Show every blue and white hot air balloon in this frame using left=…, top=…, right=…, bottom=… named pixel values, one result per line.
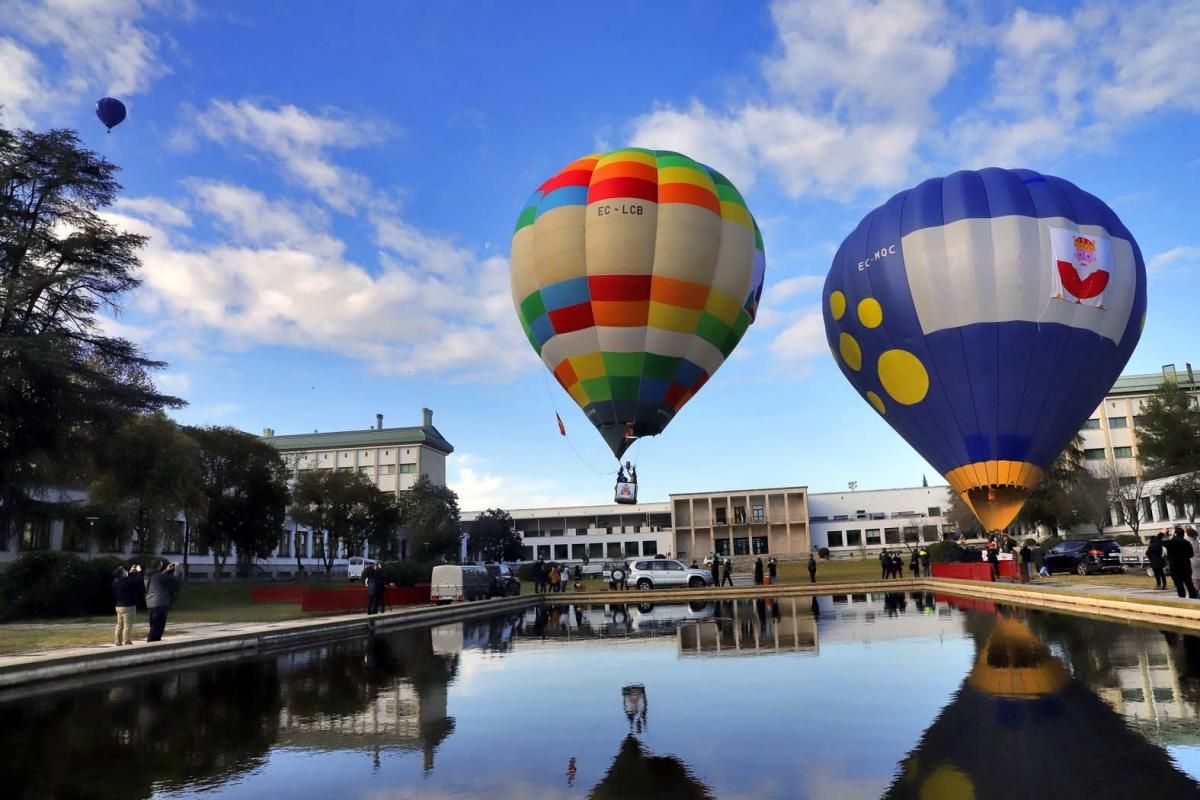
left=822, top=168, right=1147, bottom=531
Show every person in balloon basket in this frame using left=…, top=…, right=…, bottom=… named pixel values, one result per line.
left=1164, top=527, right=1198, bottom=599
left=987, top=542, right=999, bottom=580
left=807, top=554, right=818, bottom=583
left=1147, top=533, right=1168, bottom=590
left=721, top=558, right=734, bottom=587
left=144, top=562, right=180, bottom=642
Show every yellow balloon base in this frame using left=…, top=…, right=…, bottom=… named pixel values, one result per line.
left=945, top=460, right=1044, bottom=532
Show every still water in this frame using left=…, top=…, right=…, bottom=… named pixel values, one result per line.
left=5, top=593, right=1200, bottom=799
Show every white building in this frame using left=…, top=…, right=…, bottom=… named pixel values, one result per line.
left=808, top=485, right=963, bottom=557
left=461, top=502, right=673, bottom=564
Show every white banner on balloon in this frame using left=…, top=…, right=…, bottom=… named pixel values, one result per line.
left=1049, top=226, right=1112, bottom=308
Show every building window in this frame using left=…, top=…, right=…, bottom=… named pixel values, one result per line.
left=313, top=535, right=325, bottom=560
left=588, top=543, right=603, bottom=559
left=715, top=508, right=727, bottom=525
left=752, top=504, right=765, bottom=522
left=923, top=525, right=941, bottom=542
left=752, top=536, right=769, bottom=554
left=846, top=530, right=862, bottom=547
left=572, top=543, right=587, bottom=560
left=1109, top=416, right=1128, bottom=429
left=733, top=506, right=747, bottom=524
left=337, top=466, right=353, bottom=472
left=1141, top=497, right=1153, bottom=521
left=637, top=539, right=654, bottom=555
left=278, top=531, right=292, bottom=558
left=380, top=465, right=396, bottom=475
left=399, top=463, right=417, bottom=474
left=1158, top=496, right=1170, bottom=520
left=20, top=518, right=50, bottom=551
left=549, top=528, right=563, bottom=537
left=1113, top=446, right=1134, bottom=459
left=1084, top=448, right=1107, bottom=461
left=733, top=537, right=750, bottom=555
left=927, top=506, right=941, bottom=517
left=866, top=529, right=881, bottom=545
left=884, top=527, right=900, bottom=544
left=1133, top=416, right=1145, bottom=428
left=624, top=541, right=640, bottom=557
left=61, top=518, right=90, bottom=552
left=537, top=545, right=551, bottom=560
left=715, top=539, right=731, bottom=556
left=1081, top=418, right=1101, bottom=430
left=357, top=466, right=373, bottom=475
left=828, top=531, right=844, bottom=547
left=521, top=546, right=534, bottom=561
left=554, top=544, right=568, bottom=560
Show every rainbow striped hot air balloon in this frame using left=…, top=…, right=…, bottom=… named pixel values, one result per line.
left=511, top=149, right=765, bottom=459
left=823, top=168, right=1147, bottom=531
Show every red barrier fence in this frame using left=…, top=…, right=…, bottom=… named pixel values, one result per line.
left=931, top=561, right=1017, bottom=582
left=298, top=584, right=431, bottom=613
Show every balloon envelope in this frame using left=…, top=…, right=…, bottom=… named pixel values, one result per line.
left=511, top=149, right=765, bottom=458
left=95, top=97, right=126, bottom=130
left=822, top=168, right=1146, bottom=530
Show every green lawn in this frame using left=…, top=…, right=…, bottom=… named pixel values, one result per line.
left=776, top=558, right=894, bottom=584
left=0, top=627, right=116, bottom=655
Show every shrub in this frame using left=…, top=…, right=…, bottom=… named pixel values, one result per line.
left=1115, top=534, right=1142, bottom=546
left=817, top=547, right=830, bottom=560
left=0, top=552, right=137, bottom=620
left=379, top=560, right=434, bottom=587
left=925, top=541, right=957, bottom=563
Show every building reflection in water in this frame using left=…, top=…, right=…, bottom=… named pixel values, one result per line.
left=884, top=612, right=1200, bottom=799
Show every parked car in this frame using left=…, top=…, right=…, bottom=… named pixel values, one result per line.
left=627, top=558, right=714, bottom=590
left=431, top=564, right=491, bottom=603
left=484, top=563, right=521, bottom=597
left=347, top=557, right=379, bottom=581
left=1043, top=539, right=1125, bottom=576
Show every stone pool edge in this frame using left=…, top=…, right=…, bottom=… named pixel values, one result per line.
left=0, top=594, right=537, bottom=691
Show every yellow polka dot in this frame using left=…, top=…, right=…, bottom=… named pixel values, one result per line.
left=858, top=297, right=883, bottom=328
left=829, top=290, right=846, bottom=320
left=920, top=765, right=975, bottom=800
left=866, top=391, right=885, bottom=415
left=878, top=349, right=929, bottom=405
left=839, top=333, right=862, bottom=371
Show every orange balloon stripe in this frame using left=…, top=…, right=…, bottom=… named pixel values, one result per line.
left=659, top=182, right=721, bottom=216
left=553, top=359, right=579, bottom=387
left=592, top=300, right=649, bottom=327
left=591, top=160, right=659, bottom=186
left=651, top=275, right=711, bottom=310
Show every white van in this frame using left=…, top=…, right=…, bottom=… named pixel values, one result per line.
left=347, top=557, right=379, bottom=582
left=430, top=564, right=491, bottom=604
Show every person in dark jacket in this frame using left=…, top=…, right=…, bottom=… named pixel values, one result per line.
left=366, top=564, right=387, bottom=615
left=987, top=544, right=999, bottom=580
left=1165, top=527, right=1198, bottom=599
left=1147, top=532, right=1168, bottom=590
left=710, top=557, right=721, bottom=587
left=807, top=554, right=817, bottom=583
left=920, top=548, right=932, bottom=577
left=880, top=550, right=891, bottom=580
left=892, top=553, right=903, bottom=579
left=144, top=563, right=180, bottom=642
left=753, top=557, right=764, bottom=586
left=909, top=549, right=920, bottom=578
left=721, top=558, right=733, bottom=587
left=112, top=564, right=143, bottom=646
left=767, top=557, right=778, bottom=585
left=1019, top=543, right=1033, bottom=582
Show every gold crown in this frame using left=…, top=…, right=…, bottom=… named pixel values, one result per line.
left=1074, top=236, right=1096, bottom=252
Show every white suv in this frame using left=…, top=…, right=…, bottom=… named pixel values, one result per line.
left=628, top=558, right=713, bottom=590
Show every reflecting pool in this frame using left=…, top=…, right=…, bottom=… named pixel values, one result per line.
left=5, top=593, right=1200, bottom=799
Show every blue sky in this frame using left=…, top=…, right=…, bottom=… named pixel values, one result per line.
left=3, top=0, right=1199, bottom=510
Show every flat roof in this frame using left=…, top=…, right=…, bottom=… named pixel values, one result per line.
left=669, top=486, right=808, bottom=498
left=1109, top=371, right=1200, bottom=396
left=262, top=425, right=454, bottom=455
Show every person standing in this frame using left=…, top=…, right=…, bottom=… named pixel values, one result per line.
left=909, top=549, right=920, bottom=578
left=920, top=548, right=931, bottom=578
left=549, top=564, right=560, bottom=594
left=987, top=542, right=999, bottom=580
left=879, top=550, right=890, bottom=580
left=1019, top=542, right=1033, bottom=583
left=892, top=553, right=903, bottom=579
left=366, top=564, right=387, bottom=615
left=1188, top=528, right=1200, bottom=590
left=1148, top=533, right=1168, bottom=590
left=767, top=557, right=778, bottom=586
left=807, top=554, right=817, bottom=583
left=710, top=557, right=721, bottom=587
left=144, top=562, right=180, bottom=643
left=112, top=564, right=142, bottom=646
left=753, top=557, right=764, bottom=586
left=721, top=558, right=734, bottom=587
left=1165, top=527, right=1198, bottom=599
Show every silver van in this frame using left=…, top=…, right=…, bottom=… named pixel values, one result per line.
left=627, top=559, right=713, bottom=590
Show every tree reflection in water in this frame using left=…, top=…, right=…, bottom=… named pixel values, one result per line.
left=884, top=615, right=1200, bottom=800
left=0, top=628, right=460, bottom=800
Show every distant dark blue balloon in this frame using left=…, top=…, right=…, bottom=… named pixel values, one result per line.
left=95, top=97, right=126, bottom=131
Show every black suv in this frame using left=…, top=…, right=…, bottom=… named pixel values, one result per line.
left=484, top=564, right=521, bottom=597
left=1043, top=539, right=1124, bottom=576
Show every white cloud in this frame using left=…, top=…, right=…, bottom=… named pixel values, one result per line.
left=770, top=274, right=825, bottom=303
left=154, top=371, right=191, bottom=395
left=112, top=196, right=192, bottom=228
left=451, top=454, right=593, bottom=512
left=0, top=0, right=177, bottom=124
left=1149, top=246, right=1200, bottom=272
left=187, top=100, right=388, bottom=212
left=769, top=304, right=828, bottom=368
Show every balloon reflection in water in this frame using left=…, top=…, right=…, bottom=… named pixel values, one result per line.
left=883, top=616, right=1200, bottom=799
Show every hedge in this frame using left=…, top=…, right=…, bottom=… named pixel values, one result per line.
left=379, top=560, right=434, bottom=587
left=0, top=552, right=141, bottom=620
